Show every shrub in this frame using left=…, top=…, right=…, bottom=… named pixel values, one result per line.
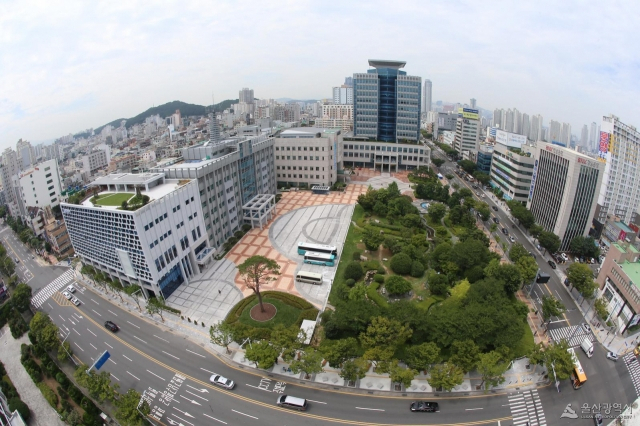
left=377, top=267, right=386, bottom=275
left=21, top=358, right=42, bottom=382
left=410, top=261, right=425, bottom=278
left=363, top=260, right=381, bottom=270
left=20, top=344, right=30, bottom=362
left=37, top=382, right=58, bottom=408
left=345, top=279, right=356, bottom=288
left=56, top=372, right=69, bottom=387
left=8, top=398, right=30, bottom=421
left=8, top=313, right=28, bottom=338
left=68, top=385, right=83, bottom=404
left=296, top=309, right=319, bottom=326
left=344, top=261, right=364, bottom=281
left=57, top=385, right=68, bottom=400
left=390, top=253, right=412, bottom=275
left=385, top=275, right=413, bottom=295
left=367, top=282, right=389, bottom=308
left=374, top=274, right=385, bottom=283
left=352, top=251, right=362, bottom=261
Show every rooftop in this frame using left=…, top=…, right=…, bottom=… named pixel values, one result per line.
left=368, top=59, right=406, bottom=69
left=92, top=173, right=164, bottom=186
left=83, top=178, right=188, bottom=211
left=279, top=127, right=340, bottom=138
left=619, top=261, right=640, bottom=290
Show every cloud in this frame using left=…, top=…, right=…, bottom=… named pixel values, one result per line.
left=1, top=0, right=639, bottom=149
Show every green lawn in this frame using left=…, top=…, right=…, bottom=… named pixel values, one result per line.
left=238, top=296, right=302, bottom=328
left=329, top=205, right=364, bottom=304
left=93, top=192, right=134, bottom=206
left=511, top=320, right=535, bottom=359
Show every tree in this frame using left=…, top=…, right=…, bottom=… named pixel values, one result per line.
left=290, top=348, right=324, bottom=379
left=427, top=272, right=450, bottom=296
left=529, top=340, right=574, bottom=380
left=339, top=358, right=369, bottom=383
left=477, top=351, right=508, bottom=390
left=475, top=202, right=491, bottom=221
left=405, top=342, right=440, bottom=372
left=11, top=283, right=32, bottom=312
left=115, top=388, right=149, bottom=426
left=360, top=317, right=412, bottom=353
left=348, top=282, right=367, bottom=301
left=529, top=224, right=544, bottom=240
left=124, top=284, right=143, bottom=311
left=594, top=297, right=609, bottom=319
left=74, top=367, right=119, bottom=403
left=3, top=258, right=15, bottom=277
left=483, top=259, right=522, bottom=295
left=473, top=171, right=491, bottom=185
left=344, top=261, right=364, bottom=281
left=210, top=321, right=235, bottom=354
left=410, top=261, right=425, bottom=278
left=320, top=337, right=360, bottom=367
left=432, top=158, right=445, bottom=167
left=566, top=262, right=595, bottom=294
left=390, top=253, right=413, bottom=275
left=145, top=299, right=160, bottom=320
left=458, top=160, right=477, bottom=174
left=541, top=295, right=566, bottom=324
left=245, top=340, right=278, bottom=369
left=449, top=340, right=480, bottom=373
left=389, top=361, right=417, bottom=387
left=450, top=239, right=490, bottom=272
left=108, top=280, right=125, bottom=302
left=538, top=231, right=561, bottom=254
left=384, top=275, right=412, bottom=296
left=509, top=243, right=529, bottom=263
left=362, top=226, right=384, bottom=251
left=569, top=235, right=600, bottom=258
left=427, top=203, right=447, bottom=223
left=270, top=324, right=305, bottom=362
left=428, top=363, right=464, bottom=392
left=516, top=255, right=538, bottom=286
left=237, top=255, right=280, bottom=313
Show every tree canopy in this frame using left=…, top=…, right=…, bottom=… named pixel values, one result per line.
left=238, top=255, right=280, bottom=313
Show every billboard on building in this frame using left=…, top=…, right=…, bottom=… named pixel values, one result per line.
left=528, top=159, right=539, bottom=201
left=458, top=108, right=479, bottom=120
left=495, top=129, right=526, bottom=148
left=598, top=131, right=610, bottom=161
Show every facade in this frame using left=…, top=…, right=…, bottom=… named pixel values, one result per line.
left=341, top=135, right=430, bottom=172
left=353, top=59, right=422, bottom=143
left=239, top=88, right=254, bottom=104
left=434, top=112, right=458, bottom=139
left=476, top=144, right=493, bottom=174
left=109, top=154, right=137, bottom=172
left=441, top=131, right=455, bottom=146
left=16, top=139, right=34, bottom=169
left=490, top=141, right=535, bottom=203
left=18, top=159, right=63, bottom=209
left=82, top=149, right=109, bottom=175
left=527, top=142, right=605, bottom=251
left=44, top=216, right=74, bottom=257
left=332, top=86, right=353, bottom=105
left=423, top=79, right=432, bottom=113
left=314, top=104, right=353, bottom=132
left=154, top=134, right=276, bottom=251
left=63, top=173, right=211, bottom=300
left=274, top=128, right=342, bottom=188
left=453, top=108, right=480, bottom=155
left=0, top=148, right=20, bottom=216
left=596, top=242, right=640, bottom=334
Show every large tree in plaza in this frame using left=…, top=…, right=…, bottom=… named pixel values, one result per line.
left=238, top=255, right=281, bottom=313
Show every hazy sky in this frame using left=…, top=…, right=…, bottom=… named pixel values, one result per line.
left=1, top=0, right=639, bottom=150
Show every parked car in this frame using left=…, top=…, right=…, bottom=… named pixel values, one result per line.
left=104, top=321, right=119, bottom=332
left=209, top=374, right=235, bottom=390
left=410, top=401, right=439, bottom=412
left=492, top=206, right=498, bottom=211
left=66, top=285, right=76, bottom=293
left=606, top=352, right=619, bottom=362
left=548, top=260, right=557, bottom=269
left=590, top=258, right=596, bottom=264
left=561, top=253, right=569, bottom=261
left=575, top=257, right=580, bottom=263
left=502, top=228, right=509, bottom=235
left=71, top=297, right=80, bottom=306
left=62, top=291, right=72, bottom=300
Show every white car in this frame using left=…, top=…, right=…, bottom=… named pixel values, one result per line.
left=509, top=236, right=516, bottom=243
left=560, top=253, right=569, bottom=261
left=606, top=352, right=619, bottom=362
left=62, top=291, right=72, bottom=300
left=581, top=323, right=590, bottom=333
left=71, top=297, right=80, bottom=306
left=210, top=374, right=235, bottom=390
left=66, top=285, right=76, bottom=293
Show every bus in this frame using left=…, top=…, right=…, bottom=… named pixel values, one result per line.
left=297, top=242, right=338, bottom=257
left=295, top=271, right=323, bottom=285
left=303, top=252, right=335, bottom=266
left=568, top=348, right=587, bottom=389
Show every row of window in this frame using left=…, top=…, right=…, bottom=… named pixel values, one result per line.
left=149, top=230, right=173, bottom=248
left=276, top=166, right=326, bottom=171
left=275, top=156, right=324, bottom=161
left=275, top=146, right=325, bottom=151
left=277, top=174, right=325, bottom=180
left=155, top=245, right=178, bottom=272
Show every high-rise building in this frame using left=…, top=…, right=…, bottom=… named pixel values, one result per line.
left=522, top=114, right=530, bottom=139
left=513, top=108, right=522, bottom=134
left=489, top=131, right=534, bottom=203
left=453, top=108, right=480, bottom=155
left=18, top=159, right=63, bottom=209
left=332, top=86, right=353, bottom=105
left=505, top=109, right=514, bottom=133
left=423, top=80, right=433, bottom=113
left=239, top=88, right=254, bottom=104
left=580, top=124, right=589, bottom=148
left=493, top=108, right=502, bottom=128
left=548, top=120, right=562, bottom=143
left=594, top=114, right=640, bottom=232
left=590, top=122, right=598, bottom=151
left=353, top=59, right=421, bottom=143
left=0, top=148, right=20, bottom=216
left=561, top=122, right=572, bottom=146
left=344, top=76, right=353, bottom=87
left=530, top=114, right=543, bottom=141
left=314, top=104, right=353, bottom=132
left=528, top=142, right=605, bottom=251
left=470, top=98, right=476, bottom=109
left=16, top=139, right=34, bottom=170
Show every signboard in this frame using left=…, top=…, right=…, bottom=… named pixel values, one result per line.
left=496, top=129, right=526, bottom=147
left=458, top=107, right=479, bottom=120
left=529, top=159, right=539, bottom=200
left=89, top=350, right=110, bottom=371
left=599, top=131, right=610, bottom=160
left=629, top=223, right=639, bottom=234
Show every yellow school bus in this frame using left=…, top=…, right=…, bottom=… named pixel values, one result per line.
left=568, top=348, right=587, bottom=389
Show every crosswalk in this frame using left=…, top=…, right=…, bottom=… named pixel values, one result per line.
left=31, top=269, right=76, bottom=308
left=548, top=325, right=594, bottom=348
left=507, top=389, right=547, bottom=426
left=623, top=354, right=640, bottom=397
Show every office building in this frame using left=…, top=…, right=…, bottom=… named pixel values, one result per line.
left=453, top=108, right=480, bottom=155
left=18, top=159, right=63, bottom=209
left=82, top=149, right=110, bottom=175
left=490, top=132, right=535, bottom=203
left=561, top=122, right=572, bottom=146
left=239, top=88, right=254, bottom=104
left=476, top=144, right=493, bottom=174
left=434, top=112, right=457, bottom=139
left=332, top=86, right=353, bottom=105
left=274, top=128, right=342, bottom=188
left=595, top=114, right=640, bottom=235
left=16, top=139, right=34, bottom=169
left=442, top=131, right=455, bottom=146
left=0, top=148, right=20, bottom=216
left=528, top=142, right=605, bottom=251
left=63, top=173, right=212, bottom=300
left=423, top=80, right=432, bottom=113
left=314, top=104, right=353, bottom=132
left=341, top=136, right=429, bottom=172
left=353, top=59, right=422, bottom=143
left=493, top=108, right=502, bottom=128
left=590, top=122, right=598, bottom=151
left=470, top=98, right=476, bottom=109
left=595, top=242, right=640, bottom=334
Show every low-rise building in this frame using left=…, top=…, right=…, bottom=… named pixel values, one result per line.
left=82, top=149, right=109, bottom=175
left=476, top=144, right=494, bottom=174
left=43, top=211, right=74, bottom=258
left=18, top=159, right=63, bottom=210
left=342, top=134, right=430, bottom=173
left=109, top=154, right=137, bottom=172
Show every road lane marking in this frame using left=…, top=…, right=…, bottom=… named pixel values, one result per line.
left=147, top=370, right=166, bottom=381
left=91, top=298, right=99, bottom=304
left=90, top=343, right=97, bottom=350
left=127, top=320, right=140, bottom=329
left=126, top=371, right=140, bottom=380
left=132, top=336, right=147, bottom=345
left=123, top=354, right=132, bottom=362
left=107, top=310, right=118, bottom=317
left=186, top=349, right=206, bottom=358
left=171, top=414, right=195, bottom=426
left=111, top=373, right=120, bottom=381
left=74, top=342, right=84, bottom=352
left=47, top=302, right=53, bottom=309
left=232, top=410, right=258, bottom=419
left=87, top=328, right=96, bottom=337
left=307, top=399, right=327, bottom=404
left=104, top=342, right=113, bottom=349
left=466, top=408, right=483, bottom=411
left=202, top=413, right=227, bottom=424
left=185, top=390, right=208, bottom=401
left=91, top=309, right=102, bottom=317
left=58, top=315, right=65, bottom=322
left=162, top=350, right=180, bottom=360
left=179, top=395, right=201, bottom=405
left=109, top=358, right=117, bottom=365
left=154, top=334, right=169, bottom=343
left=72, top=328, right=80, bottom=335
left=200, top=367, right=215, bottom=374
left=356, top=407, right=384, bottom=411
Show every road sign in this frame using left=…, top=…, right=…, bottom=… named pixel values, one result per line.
left=89, top=350, right=110, bottom=371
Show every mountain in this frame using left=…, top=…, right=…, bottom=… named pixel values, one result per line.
left=87, top=99, right=239, bottom=136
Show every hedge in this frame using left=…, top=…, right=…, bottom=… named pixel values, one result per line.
left=37, top=382, right=58, bottom=408
left=226, top=294, right=258, bottom=324
left=0, top=359, right=30, bottom=421
left=162, top=305, right=182, bottom=315
left=366, top=282, right=389, bottom=309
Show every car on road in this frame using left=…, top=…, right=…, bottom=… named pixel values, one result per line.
left=581, top=323, right=590, bottom=333
left=71, top=297, right=80, bottom=306
left=501, top=228, right=509, bottom=235
left=606, top=352, right=619, bottom=362
left=492, top=206, right=498, bottom=211
left=276, top=395, right=308, bottom=411
left=410, top=401, right=439, bottom=412
left=509, top=236, right=516, bottom=243
left=493, top=217, right=500, bottom=223
left=62, top=291, right=72, bottom=300
left=14, top=258, right=19, bottom=263
left=594, top=413, right=603, bottom=425
left=104, top=321, right=119, bottom=332
left=209, top=374, right=235, bottom=390
left=548, top=260, right=557, bottom=269
left=529, top=252, right=536, bottom=259
left=590, top=258, right=595, bottom=264
left=560, top=253, right=568, bottom=261
left=66, top=285, right=76, bottom=293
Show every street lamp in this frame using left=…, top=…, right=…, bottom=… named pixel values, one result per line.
left=60, top=331, right=78, bottom=366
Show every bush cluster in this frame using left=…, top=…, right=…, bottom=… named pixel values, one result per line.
left=0, top=360, right=31, bottom=421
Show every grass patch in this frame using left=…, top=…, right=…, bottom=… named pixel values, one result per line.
left=511, top=320, right=535, bottom=359
left=416, top=295, right=444, bottom=311
left=366, top=282, right=389, bottom=308
left=92, top=192, right=134, bottom=206
left=238, top=297, right=302, bottom=328
left=330, top=205, right=364, bottom=304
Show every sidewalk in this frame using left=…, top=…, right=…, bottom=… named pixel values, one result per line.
left=72, top=264, right=545, bottom=396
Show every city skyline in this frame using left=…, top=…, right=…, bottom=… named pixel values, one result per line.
left=1, top=1, right=638, bottom=149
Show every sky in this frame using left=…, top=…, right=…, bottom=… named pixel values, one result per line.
left=1, top=0, right=639, bottom=150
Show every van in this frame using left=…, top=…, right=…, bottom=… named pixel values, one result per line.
left=581, top=338, right=594, bottom=358
left=276, top=395, right=308, bottom=411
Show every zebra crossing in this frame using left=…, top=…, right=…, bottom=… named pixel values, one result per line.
left=507, top=389, right=547, bottom=426
left=623, top=353, right=640, bottom=397
left=31, top=269, right=76, bottom=308
left=548, top=325, right=594, bottom=348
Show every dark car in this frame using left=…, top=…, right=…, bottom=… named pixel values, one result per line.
left=410, top=401, right=439, bottom=412
left=548, top=260, right=557, bottom=269
left=492, top=206, right=498, bottom=211
left=493, top=217, right=500, bottom=223
left=594, top=413, right=603, bottom=425
left=104, top=321, right=119, bottom=332
left=501, top=228, right=509, bottom=235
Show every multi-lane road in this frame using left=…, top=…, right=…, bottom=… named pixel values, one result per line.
left=2, top=161, right=639, bottom=425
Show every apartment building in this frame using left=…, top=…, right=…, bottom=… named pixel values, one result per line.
left=109, top=154, right=137, bottom=172
left=274, top=128, right=343, bottom=188
left=44, top=216, right=74, bottom=258
left=528, top=142, right=605, bottom=251
left=314, top=104, right=353, bottom=132
left=596, top=242, right=640, bottom=334
left=453, top=108, right=481, bottom=155
left=62, top=173, right=211, bottom=300
left=18, top=159, right=63, bottom=209
left=82, top=149, right=109, bottom=175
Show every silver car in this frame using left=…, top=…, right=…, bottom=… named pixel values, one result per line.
left=606, top=352, right=618, bottom=362
left=71, top=297, right=81, bottom=306
left=62, top=291, right=72, bottom=300
left=209, top=374, right=235, bottom=390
